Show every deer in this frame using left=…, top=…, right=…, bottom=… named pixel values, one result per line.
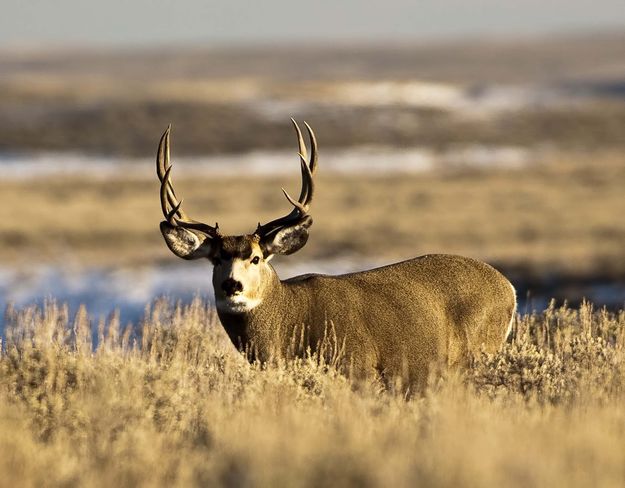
left=156, top=119, right=516, bottom=389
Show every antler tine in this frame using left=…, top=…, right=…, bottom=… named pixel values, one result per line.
left=304, top=121, right=318, bottom=176
left=160, top=165, right=175, bottom=222
left=156, top=125, right=170, bottom=181
left=157, top=126, right=188, bottom=220
left=291, top=118, right=308, bottom=161
left=281, top=187, right=307, bottom=214
left=297, top=151, right=314, bottom=209
left=292, top=119, right=311, bottom=204
left=296, top=122, right=317, bottom=206
left=156, top=126, right=220, bottom=238
left=281, top=151, right=313, bottom=215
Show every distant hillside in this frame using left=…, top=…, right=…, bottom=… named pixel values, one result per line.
left=0, top=31, right=624, bottom=155
left=2, top=31, right=625, bottom=83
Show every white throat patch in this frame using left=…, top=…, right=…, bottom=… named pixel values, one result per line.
left=215, top=295, right=262, bottom=313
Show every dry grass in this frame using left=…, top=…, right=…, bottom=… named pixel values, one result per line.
left=2, top=150, right=625, bottom=280
left=1, top=299, right=624, bottom=487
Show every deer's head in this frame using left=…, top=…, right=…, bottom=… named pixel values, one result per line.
left=156, top=120, right=317, bottom=313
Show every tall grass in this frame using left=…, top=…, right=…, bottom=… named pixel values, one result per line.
left=1, top=299, right=624, bottom=487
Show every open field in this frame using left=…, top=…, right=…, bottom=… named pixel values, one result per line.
left=2, top=33, right=624, bottom=306
left=1, top=299, right=624, bottom=487
left=2, top=150, right=624, bottom=279
left=1, top=32, right=625, bottom=487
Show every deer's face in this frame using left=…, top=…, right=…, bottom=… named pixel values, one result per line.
left=210, top=235, right=274, bottom=313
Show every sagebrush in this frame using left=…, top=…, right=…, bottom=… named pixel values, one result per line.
left=0, top=299, right=624, bottom=487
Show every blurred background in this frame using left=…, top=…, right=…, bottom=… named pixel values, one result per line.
left=1, top=0, right=624, bottom=325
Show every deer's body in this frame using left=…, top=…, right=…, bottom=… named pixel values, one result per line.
left=155, top=120, right=516, bottom=389
left=217, top=253, right=515, bottom=385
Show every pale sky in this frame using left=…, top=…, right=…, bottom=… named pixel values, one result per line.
left=1, top=0, right=624, bottom=46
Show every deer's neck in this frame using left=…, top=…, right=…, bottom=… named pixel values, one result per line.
left=216, top=266, right=306, bottom=361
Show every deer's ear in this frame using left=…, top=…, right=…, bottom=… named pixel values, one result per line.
left=160, top=222, right=214, bottom=260
left=260, top=215, right=312, bottom=256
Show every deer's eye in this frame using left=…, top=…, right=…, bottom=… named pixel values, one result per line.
left=251, top=256, right=260, bottom=265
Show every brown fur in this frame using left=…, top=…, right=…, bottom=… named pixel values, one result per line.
left=213, top=248, right=516, bottom=390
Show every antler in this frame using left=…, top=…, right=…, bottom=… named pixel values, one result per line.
left=157, top=126, right=221, bottom=238
left=255, top=119, right=318, bottom=238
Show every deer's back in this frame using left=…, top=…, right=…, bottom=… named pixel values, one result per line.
left=284, top=254, right=516, bottom=384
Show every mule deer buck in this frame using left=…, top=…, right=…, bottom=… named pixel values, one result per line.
left=156, top=120, right=516, bottom=389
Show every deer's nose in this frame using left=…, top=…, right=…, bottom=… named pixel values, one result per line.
left=221, top=278, right=243, bottom=296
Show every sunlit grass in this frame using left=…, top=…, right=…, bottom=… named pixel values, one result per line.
left=1, top=299, right=624, bottom=487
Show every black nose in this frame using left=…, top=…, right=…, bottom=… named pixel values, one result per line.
left=221, top=278, right=243, bottom=296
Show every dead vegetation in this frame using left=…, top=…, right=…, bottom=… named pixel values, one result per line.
left=0, top=299, right=624, bottom=487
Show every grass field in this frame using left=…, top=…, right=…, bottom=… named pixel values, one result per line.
left=2, top=34, right=625, bottom=486
left=2, top=150, right=624, bottom=280
left=1, top=299, right=624, bottom=487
